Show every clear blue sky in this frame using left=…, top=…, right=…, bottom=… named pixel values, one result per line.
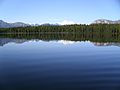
left=0, top=0, right=120, bottom=24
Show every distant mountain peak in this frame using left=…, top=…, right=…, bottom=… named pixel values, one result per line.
left=0, top=20, right=61, bottom=28
left=0, top=20, right=4, bottom=22
left=92, top=19, right=120, bottom=24
left=0, top=20, right=30, bottom=28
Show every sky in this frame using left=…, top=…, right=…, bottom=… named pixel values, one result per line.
left=0, top=0, right=120, bottom=24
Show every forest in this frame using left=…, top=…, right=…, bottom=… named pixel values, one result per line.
left=0, top=24, right=120, bottom=34
left=0, top=24, right=120, bottom=42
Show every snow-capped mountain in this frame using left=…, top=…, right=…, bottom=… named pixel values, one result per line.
left=0, top=20, right=30, bottom=28
left=92, top=19, right=120, bottom=24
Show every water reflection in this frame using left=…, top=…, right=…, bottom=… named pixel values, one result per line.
left=0, top=38, right=120, bottom=47
left=0, top=32, right=120, bottom=46
left=1, top=34, right=120, bottom=90
left=93, top=42, right=120, bottom=47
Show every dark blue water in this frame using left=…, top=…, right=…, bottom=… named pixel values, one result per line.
left=1, top=40, right=120, bottom=90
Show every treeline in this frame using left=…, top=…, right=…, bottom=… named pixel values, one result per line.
left=0, top=24, right=120, bottom=34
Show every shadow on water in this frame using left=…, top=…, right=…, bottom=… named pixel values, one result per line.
left=0, top=30, right=120, bottom=47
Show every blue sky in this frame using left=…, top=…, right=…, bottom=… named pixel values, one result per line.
left=0, top=0, right=120, bottom=24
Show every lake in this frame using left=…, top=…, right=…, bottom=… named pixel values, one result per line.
left=0, top=34, right=120, bottom=90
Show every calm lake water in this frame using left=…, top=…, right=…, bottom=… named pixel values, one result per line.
left=1, top=37, right=120, bottom=90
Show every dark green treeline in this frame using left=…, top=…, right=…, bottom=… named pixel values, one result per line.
left=0, top=24, right=120, bottom=34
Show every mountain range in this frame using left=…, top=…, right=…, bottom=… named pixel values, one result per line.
left=92, top=19, right=120, bottom=24
left=0, top=19, right=120, bottom=28
left=0, top=20, right=30, bottom=28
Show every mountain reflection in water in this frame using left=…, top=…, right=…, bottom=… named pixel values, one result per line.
left=0, top=38, right=120, bottom=47
left=0, top=32, right=120, bottom=46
